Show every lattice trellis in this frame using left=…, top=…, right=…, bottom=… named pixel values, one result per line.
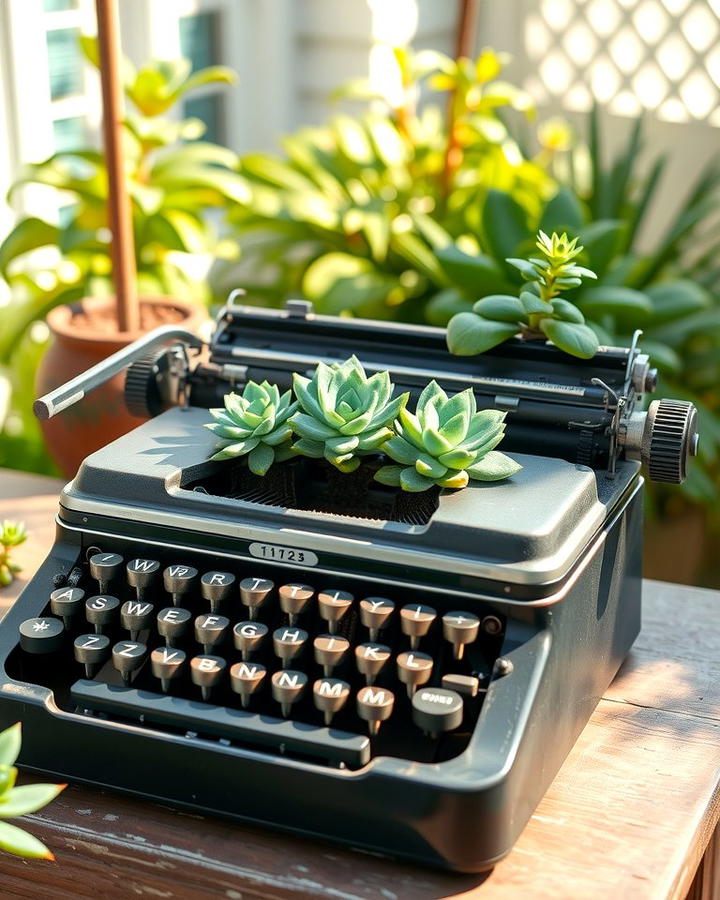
left=523, top=0, right=720, bottom=125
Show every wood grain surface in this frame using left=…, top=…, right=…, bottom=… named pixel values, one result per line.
left=0, top=469, right=718, bottom=900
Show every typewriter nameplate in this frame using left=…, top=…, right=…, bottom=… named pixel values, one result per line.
left=249, top=542, right=319, bottom=566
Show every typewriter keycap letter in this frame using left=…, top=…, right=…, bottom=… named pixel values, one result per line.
left=397, top=651, right=433, bottom=697
left=190, top=654, right=226, bottom=701
left=313, top=678, right=350, bottom=725
left=442, top=611, right=480, bottom=660
left=240, top=577, right=274, bottom=620
left=318, top=589, right=353, bottom=634
left=112, top=641, right=147, bottom=684
left=233, top=621, right=268, bottom=660
left=50, top=587, right=85, bottom=628
left=157, top=607, right=192, bottom=646
left=201, top=571, right=236, bottom=612
left=230, top=661, right=267, bottom=707
left=163, top=565, right=198, bottom=606
left=89, top=552, right=123, bottom=593
left=357, top=686, right=394, bottom=735
left=359, top=597, right=395, bottom=642
left=85, top=595, right=120, bottom=634
left=271, top=669, right=307, bottom=717
left=151, top=646, right=187, bottom=692
left=74, top=633, right=110, bottom=677
left=400, top=604, right=437, bottom=649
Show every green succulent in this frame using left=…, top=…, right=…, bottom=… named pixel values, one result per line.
left=0, top=723, right=65, bottom=860
left=205, top=381, right=297, bottom=475
left=447, top=230, right=600, bottom=359
left=375, top=381, right=522, bottom=492
left=0, top=520, right=27, bottom=588
left=290, top=356, right=409, bottom=473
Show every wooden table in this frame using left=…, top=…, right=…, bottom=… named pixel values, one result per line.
left=0, top=468, right=718, bottom=900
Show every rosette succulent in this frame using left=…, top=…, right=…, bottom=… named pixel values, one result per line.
left=290, top=356, right=409, bottom=473
left=205, top=381, right=297, bottom=475
left=375, top=381, right=522, bottom=492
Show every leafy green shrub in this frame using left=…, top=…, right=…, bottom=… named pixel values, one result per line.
left=376, top=381, right=520, bottom=492
left=0, top=521, right=27, bottom=587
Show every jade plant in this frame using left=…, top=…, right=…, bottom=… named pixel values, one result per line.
left=0, top=521, right=27, bottom=588
left=375, top=381, right=521, bottom=492
left=205, top=381, right=297, bottom=475
left=0, top=723, right=65, bottom=860
left=290, top=357, right=409, bottom=473
left=447, top=231, right=600, bottom=359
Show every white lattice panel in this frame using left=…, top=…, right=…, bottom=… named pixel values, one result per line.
left=523, top=0, right=720, bottom=125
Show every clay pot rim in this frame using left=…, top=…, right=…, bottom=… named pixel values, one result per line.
left=45, top=295, right=206, bottom=345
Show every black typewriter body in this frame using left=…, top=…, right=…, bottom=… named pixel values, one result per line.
left=0, top=299, right=697, bottom=872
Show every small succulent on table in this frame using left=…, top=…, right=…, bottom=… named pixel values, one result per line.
left=375, top=381, right=522, bottom=492
left=205, top=381, right=297, bottom=475
left=0, top=521, right=27, bottom=588
left=0, top=723, right=65, bottom=860
left=290, top=357, right=409, bottom=473
left=446, top=231, right=600, bottom=359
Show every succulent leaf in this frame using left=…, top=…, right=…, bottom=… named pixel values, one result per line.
left=375, top=381, right=521, bottom=492
left=290, top=356, right=406, bottom=471
left=206, top=381, right=297, bottom=473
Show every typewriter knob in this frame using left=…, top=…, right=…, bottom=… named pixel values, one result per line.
left=124, top=351, right=173, bottom=418
left=643, top=399, right=699, bottom=484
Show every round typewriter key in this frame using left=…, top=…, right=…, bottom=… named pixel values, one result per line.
left=201, top=571, right=236, bottom=613
left=271, top=669, right=307, bottom=718
left=89, top=552, right=123, bottom=593
left=313, top=634, right=350, bottom=676
left=481, top=614, right=503, bottom=636
left=441, top=673, right=480, bottom=698
left=19, top=617, right=64, bottom=654
left=239, top=577, right=274, bottom=620
left=354, top=642, right=391, bottom=685
left=412, top=687, right=464, bottom=737
left=442, top=611, right=480, bottom=660
left=233, top=620, right=268, bottom=660
left=278, top=583, right=314, bottom=625
left=111, top=640, right=147, bottom=685
left=273, top=626, right=308, bottom=668
left=85, top=595, right=120, bottom=634
left=50, top=586, right=85, bottom=628
left=190, top=654, right=227, bottom=701
left=195, top=613, right=230, bottom=653
left=73, top=633, right=110, bottom=677
left=126, top=558, right=160, bottom=601
left=317, top=589, right=353, bottom=634
left=357, top=686, right=394, bottom=736
left=396, top=651, right=434, bottom=697
left=359, top=597, right=395, bottom=642
left=313, top=678, right=350, bottom=725
left=399, top=604, right=437, bottom=650
left=120, top=600, right=155, bottom=640
left=230, top=661, right=267, bottom=707
left=151, top=646, right=187, bottom=693
left=157, top=607, right=192, bottom=646
left=163, top=565, right=199, bottom=606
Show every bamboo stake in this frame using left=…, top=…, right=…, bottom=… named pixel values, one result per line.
left=95, top=0, right=139, bottom=333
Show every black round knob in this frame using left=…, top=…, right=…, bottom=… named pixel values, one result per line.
left=644, top=399, right=699, bottom=484
left=124, top=351, right=171, bottom=418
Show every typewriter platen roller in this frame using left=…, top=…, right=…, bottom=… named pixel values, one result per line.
left=5, top=298, right=698, bottom=872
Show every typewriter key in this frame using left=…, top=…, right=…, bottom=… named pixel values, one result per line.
left=317, top=589, right=353, bottom=634
left=50, top=586, right=85, bottom=628
left=273, top=627, right=308, bottom=668
left=233, top=621, right=268, bottom=660
left=89, top=552, right=123, bottom=594
left=151, top=646, right=187, bottom=692
left=126, top=559, right=160, bottom=600
left=354, top=643, right=391, bottom=685
left=164, top=565, right=199, bottom=606
left=278, top=583, right=314, bottom=625
left=240, top=577, right=274, bottom=620
left=442, top=611, right=480, bottom=660
left=85, top=595, right=120, bottom=634
left=190, top=655, right=227, bottom=701
left=396, top=651, right=433, bottom=697
left=121, top=600, right=155, bottom=640
left=313, top=678, right=350, bottom=725
left=73, top=633, right=110, bottom=677
left=441, top=673, right=480, bottom=698
left=111, top=640, right=147, bottom=685
left=399, top=604, right=437, bottom=650
left=230, top=661, right=267, bottom=707
left=356, top=686, right=394, bottom=735
left=411, top=687, right=463, bottom=737
left=157, top=607, right=192, bottom=646
left=359, top=597, right=395, bottom=642
left=19, top=617, right=64, bottom=654
left=201, top=571, right=236, bottom=613
left=271, top=669, right=307, bottom=717
left=314, top=634, right=350, bottom=676
left=195, top=614, right=230, bottom=653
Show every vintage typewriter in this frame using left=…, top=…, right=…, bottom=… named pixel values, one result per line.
left=0, top=294, right=698, bottom=872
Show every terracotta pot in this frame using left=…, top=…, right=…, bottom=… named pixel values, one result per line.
left=35, top=295, right=207, bottom=478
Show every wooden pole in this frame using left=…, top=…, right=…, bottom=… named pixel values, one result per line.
left=454, top=0, right=479, bottom=60
left=95, top=0, right=139, bottom=333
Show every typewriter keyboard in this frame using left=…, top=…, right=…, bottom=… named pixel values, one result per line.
left=9, top=544, right=506, bottom=770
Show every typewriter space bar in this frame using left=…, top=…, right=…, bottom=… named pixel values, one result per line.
left=71, top=680, right=371, bottom=768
